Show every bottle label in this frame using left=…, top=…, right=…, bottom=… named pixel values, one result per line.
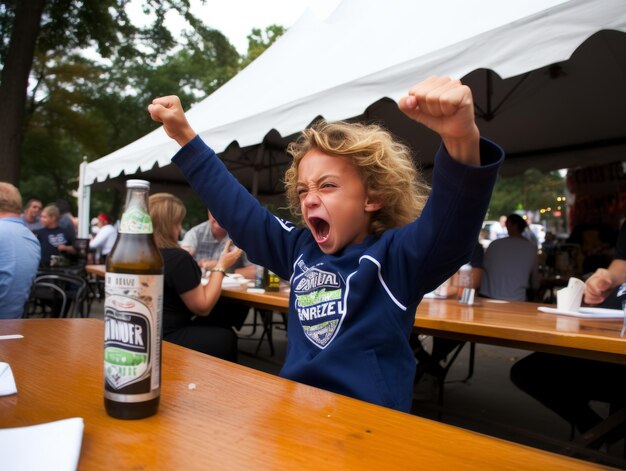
left=265, top=270, right=280, bottom=292
left=119, top=207, right=153, bottom=234
left=104, top=273, right=163, bottom=400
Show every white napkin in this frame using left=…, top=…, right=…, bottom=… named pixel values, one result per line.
left=221, top=276, right=245, bottom=287
left=556, top=277, right=585, bottom=312
left=0, top=417, right=84, bottom=471
left=201, top=275, right=249, bottom=287
left=0, top=362, right=17, bottom=396
left=537, top=306, right=622, bottom=318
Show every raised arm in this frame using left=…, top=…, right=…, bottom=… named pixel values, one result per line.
left=398, top=76, right=480, bottom=165
left=148, top=96, right=197, bottom=147
left=180, top=240, right=242, bottom=317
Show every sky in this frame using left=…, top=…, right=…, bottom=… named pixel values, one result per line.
left=127, top=0, right=342, bottom=54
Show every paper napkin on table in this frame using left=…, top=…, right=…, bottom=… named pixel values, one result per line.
left=556, top=277, right=585, bottom=312
left=221, top=276, right=247, bottom=287
left=0, top=362, right=17, bottom=396
left=0, top=417, right=84, bottom=471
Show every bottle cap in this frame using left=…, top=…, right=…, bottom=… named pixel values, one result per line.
left=126, top=179, right=150, bottom=189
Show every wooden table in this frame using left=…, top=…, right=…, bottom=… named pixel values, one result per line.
left=85, top=264, right=105, bottom=277
left=85, top=265, right=290, bottom=313
left=89, top=263, right=625, bottom=363
left=0, top=319, right=607, bottom=470
left=220, top=284, right=289, bottom=313
left=414, top=297, right=626, bottom=457
left=414, top=298, right=626, bottom=364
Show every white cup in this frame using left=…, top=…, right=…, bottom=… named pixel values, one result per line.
left=556, top=277, right=584, bottom=312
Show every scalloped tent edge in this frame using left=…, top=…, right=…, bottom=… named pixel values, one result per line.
left=77, top=0, right=626, bottom=236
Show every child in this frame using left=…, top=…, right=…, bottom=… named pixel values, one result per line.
left=148, top=76, right=504, bottom=412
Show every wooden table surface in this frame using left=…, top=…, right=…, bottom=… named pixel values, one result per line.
left=220, top=284, right=289, bottom=312
left=0, top=318, right=608, bottom=470
left=84, top=264, right=105, bottom=276
left=414, top=298, right=626, bottom=364
left=86, top=265, right=290, bottom=312
left=86, top=265, right=625, bottom=363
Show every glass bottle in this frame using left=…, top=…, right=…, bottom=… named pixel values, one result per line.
left=104, top=179, right=164, bottom=419
left=457, top=263, right=475, bottom=304
left=264, top=269, right=280, bottom=292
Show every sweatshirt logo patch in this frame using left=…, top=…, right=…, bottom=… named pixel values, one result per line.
left=293, top=265, right=346, bottom=348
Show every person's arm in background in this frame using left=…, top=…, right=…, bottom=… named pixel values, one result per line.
left=232, top=251, right=256, bottom=278
left=199, top=250, right=255, bottom=278
left=584, top=261, right=626, bottom=305
left=180, top=241, right=242, bottom=317
left=584, top=221, right=626, bottom=305
left=57, top=232, right=77, bottom=256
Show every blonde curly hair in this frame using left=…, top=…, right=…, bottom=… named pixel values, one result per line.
left=284, top=120, right=430, bottom=236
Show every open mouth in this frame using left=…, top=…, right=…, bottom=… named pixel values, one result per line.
left=308, top=216, right=330, bottom=244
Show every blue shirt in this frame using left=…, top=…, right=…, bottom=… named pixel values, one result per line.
left=174, top=136, right=503, bottom=411
left=0, top=217, right=41, bottom=319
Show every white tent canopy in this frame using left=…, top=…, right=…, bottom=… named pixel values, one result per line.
left=78, top=0, right=626, bottom=235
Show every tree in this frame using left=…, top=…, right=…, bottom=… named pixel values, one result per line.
left=0, top=0, right=192, bottom=185
left=2, top=3, right=285, bottom=223
left=240, top=25, right=286, bottom=69
left=0, top=0, right=46, bottom=184
left=17, top=26, right=240, bottom=211
left=487, top=168, right=565, bottom=220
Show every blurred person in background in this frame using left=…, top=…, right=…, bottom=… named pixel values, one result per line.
left=181, top=210, right=256, bottom=278
left=21, top=198, right=43, bottom=231
left=55, top=198, right=77, bottom=241
left=0, top=182, right=41, bottom=319
left=489, top=215, right=508, bottom=240
left=89, top=213, right=117, bottom=264
left=150, top=193, right=243, bottom=361
left=181, top=210, right=256, bottom=331
left=480, top=213, right=539, bottom=301
left=90, top=217, right=100, bottom=236
left=511, top=221, right=626, bottom=445
left=34, top=205, right=76, bottom=266
left=584, top=220, right=626, bottom=308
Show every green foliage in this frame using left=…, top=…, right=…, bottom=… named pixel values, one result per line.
left=2, top=3, right=285, bottom=214
left=0, top=1, right=17, bottom=65
left=487, top=168, right=565, bottom=219
left=240, top=25, right=286, bottom=69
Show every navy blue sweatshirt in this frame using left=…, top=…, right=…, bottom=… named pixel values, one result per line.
left=173, top=136, right=503, bottom=412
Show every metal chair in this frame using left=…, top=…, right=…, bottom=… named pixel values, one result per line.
left=24, top=281, right=68, bottom=318
left=28, top=273, right=88, bottom=317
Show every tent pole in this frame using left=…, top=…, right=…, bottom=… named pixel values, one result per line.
left=77, top=157, right=91, bottom=239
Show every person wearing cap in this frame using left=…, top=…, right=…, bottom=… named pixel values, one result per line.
left=89, top=213, right=117, bottom=264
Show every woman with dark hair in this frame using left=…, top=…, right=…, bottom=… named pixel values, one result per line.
left=149, top=192, right=243, bottom=361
